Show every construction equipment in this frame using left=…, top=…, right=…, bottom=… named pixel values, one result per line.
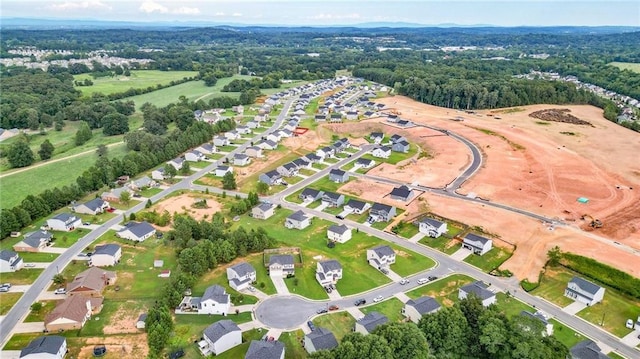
left=581, top=214, right=603, bottom=228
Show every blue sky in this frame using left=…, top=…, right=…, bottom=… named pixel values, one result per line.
left=1, top=0, right=638, bottom=26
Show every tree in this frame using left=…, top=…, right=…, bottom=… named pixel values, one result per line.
left=75, top=121, right=93, bottom=146
left=163, top=164, right=177, bottom=179
left=374, top=322, right=430, bottom=359
left=256, top=181, right=269, bottom=195
left=222, top=171, right=237, bottom=190
left=30, top=302, right=43, bottom=312
left=52, top=274, right=65, bottom=286
left=7, top=140, right=35, bottom=168
left=96, top=144, right=108, bottom=157
left=547, top=246, right=562, bottom=267
left=102, top=113, right=129, bottom=135
left=38, top=139, right=55, bottom=160
left=179, top=161, right=191, bottom=175
left=120, top=191, right=131, bottom=204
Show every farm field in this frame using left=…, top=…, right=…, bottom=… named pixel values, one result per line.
left=608, top=62, right=640, bottom=73
left=73, top=70, right=198, bottom=96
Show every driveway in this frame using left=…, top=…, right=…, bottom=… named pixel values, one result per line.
left=451, top=247, right=473, bottom=261
left=7, top=285, right=31, bottom=293
left=0, top=351, right=20, bottom=359
left=345, top=306, right=365, bottom=320
left=562, top=301, right=587, bottom=315
left=620, top=329, right=640, bottom=347
left=327, top=289, right=342, bottom=300
left=37, top=291, right=66, bottom=301
left=408, top=232, right=426, bottom=243
left=393, top=292, right=410, bottom=303
left=39, top=247, right=67, bottom=254
left=270, top=276, right=290, bottom=295
left=315, top=202, right=329, bottom=211
left=238, top=321, right=259, bottom=331
left=13, top=321, right=44, bottom=333
left=386, top=269, right=403, bottom=282
left=22, top=262, right=50, bottom=269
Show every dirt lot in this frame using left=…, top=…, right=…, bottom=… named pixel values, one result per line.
left=77, top=334, right=148, bottom=359
left=373, top=96, right=640, bottom=280
left=148, top=193, right=223, bottom=229
left=103, top=301, right=142, bottom=335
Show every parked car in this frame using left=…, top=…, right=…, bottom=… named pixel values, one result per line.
left=354, top=298, right=366, bottom=306
left=379, top=268, right=389, bottom=275
left=307, top=321, right=315, bottom=331
left=0, top=287, right=9, bottom=293
left=83, top=222, right=91, bottom=226
left=428, top=276, right=438, bottom=281
left=328, top=305, right=339, bottom=311
left=24, top=263, right=36, bottom=268
left=316, top=308, right=328, bottom=314
left=373, top=295, right=384, bottom=303
left=399, top=278, right=409, bottom=285
left=54, top=288, right=66, bottom=295
left=335, top=215, right=345, bottom=220
left=417, top=278, right=429, bottom=285
left=1, top=283, right=11, bottom=289
left=248, top=286, right=256, bottom=292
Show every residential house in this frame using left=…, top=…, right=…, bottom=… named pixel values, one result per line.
left=417, top=218, right=448, bottom=238
left=116, top=221, right=156, bottom=242
left=397, top=119, right=413, bottom=127
left=266, top=132, right=281, bottom=143
left=370, top=132, right=384, bottom=144
left=403, top=296, right=441, bottom=323
left=355, top=158, right=375, bottom=169
left=13, top=231, right=52, bottom=252
left=570, top=340, right=609, bottom=359
left=236, top=125, right=251, bottom=135
left=387, top=114, right=399, bottom=123
left=458, top=281, right=497, bottom=307
left=224, top=131, right=241, bottom=141
left=101, top=186, right=133, bottom=203
left=278, top=129, right=293, bottom=138
left=213, top=136, right=230, bottom=147
left=167, top=157, right=184, bottom=170
left=371, top=146, right=391, bottom=159
left=67, top=267, right=117, bottom=297
left=151, top=168, right=166, bottom=181
left=196, top=143, right=216, bottom=155
left=46, top=213, right=81, bottom=232
left=390, top=134, right=407, bottom=143
left=368, top=203, right=396, bottom=222
left=0, top=250, right=23, bottom=272
left=367, top=245, right=396, bottom=270
left=200, top=320, right=242, bottom=356
left=321, top=192, right=345, bottom=208
left=226, top=262, right=257, bottom=291
left=136, top=314, right=147, bottom=329
left=520, top=310, right=554, bottom=336
left=259, top=170, right=282, bottom=185
left=246, top=121, right=260, bottom=129
left=304, top=153, right=322, bottom=163
left=245, top=146, right=263, bottom=158
left=214, top=166, right=233, bottom=177
left=19, top=336, right=67, bottom=359
left=89, top=244, right=121, bottom=267
left=316, top=146, right=335, bottom=159
left=462, top=233, right=493, bottom=255
left=252, top=203, right=277, bottom=220
left=258, top=139, right=278, bottom=150
left=314, top=114, right=327, bottom=122
left=304, top=328, right=338, bottom=354
left=294, top=109, right=306, bottom=116
left=316, top=260, right=343, bottom=287
left=268, top=255, right=295, bottom=278
left=129, top=176, right=154, bottom=191
left=244, top=340, right=285, bottom=359
left=254, top=114, right=268, bottom=122
left=72, top=198, right=109, bottom=215
left=389, top=185, right=414, bottom=202
left=299, top=188, right=324, bottom=203
left=285, top=210, right=311, bottom=230
left=327, top=224, right=352, bottom=243
left=277, top=162, right=299, bottom=177
left=392, top=140, right=410, bottom=153
left=564, top=276, right=606, bottom=306
left=329, top=113, right=343, bottom=122
left=234, top=154, right=251, bottom=166
left=346, top=111, right=358, bottom=120
left=179, top=285, right=230, bottom=315
left=292, top=158, right=311, bottom=169
left=328, top=169, right=349, bottom=183
left=344, top=199, right=370, bottom=214
left=354, top=312, right=388, bottom=335
left=363, top=111, right=375, bottom=118
left=185, top=150, right=205, bottom=162
left=45, top=295, right=96, bottom=331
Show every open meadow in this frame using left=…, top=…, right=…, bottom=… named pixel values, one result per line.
left=73, top=70, right=198, bottom=96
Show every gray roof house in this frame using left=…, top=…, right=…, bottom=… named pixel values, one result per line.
left=370, top=132, right=384, bottom=144
left=304, top=328, right=338, bottom=354
left=367, top=245, right=396, bottom=270
left=196, top=143, right=216, bottom=154
left=355, top=158, right=375, bottom=169
left=520, top=310, right=554, bottom=336
left=277, top=162, right=299, bottom=177
left=564, top=276, right=605, bottom=306
left=259, top=170, right=282, bottom=185
left=0, top=250, right=23, bottom=273
left=459, top=281, right=497, bottom=307
left=129, top=176, right=154, bottom=191
left=19, top=335, right=67, bottom=359
left=390, top=134, right=407, bottom=143
left=327, top=224, right=352, bottom=243
left=299, top=188, right=324, bottom=203
left=252, top=203, right=276, bottom=220
left=214, top=165, right=233, bottom=177
left=316, top=146, right=335, bottom=158
left=179, top=285, right=230, bottom=315
left=368, top=203, right=396, bottom=222
left=245, top=146, right=263, bottom=158
left=403, top=296, right=441, bottom=323
left=292, top=158, right=311, bottom=169
left=285, top=210, right=311, bottom=230
left=417, top=218, right=448, bottom=238
left=316, top=259, right=343, bottom=287
left=46, top=213, right=81, bottom=232
left=116, top=221, right=156, bottom=242
left=344, top=199, right=370, bottom=214
left=245, top=340, right=285, bottom=359
left=354, top=312, right=388, bottom=334
left=570, top=340, right=610, bottom=359
left=371, top=146, right=391, bottom=159
left=321, top=192, right=345, bottom=208
left=213, top=136, right=230, bottom=147
left=227, top=262, right=257, bottom=291
left=392, top=140, right=410, bottom=153
left=73, top=198, right=109, bottom=215
left=233, top=154, right=251, bottom=166
left=201, top=320, right=242, bottom=356
left=462, top=233, right=493, bottom=255
left=89, top=244, right=122, bottom=267
left=328, top=169, right=349, bottom=183
left=268, top=255, right=295, bottom=278
left=314, top=114, right=327, bottom=122
left=304, top=153, right=322, bottom=163
left=13, top=231, right=53, bottom=252
left=389, top=185, right=414, bottom=201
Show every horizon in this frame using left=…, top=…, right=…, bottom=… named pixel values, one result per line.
left=1, top=1, right=639, bottom=27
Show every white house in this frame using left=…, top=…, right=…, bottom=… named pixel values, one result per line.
left=458, top=281, right=497, bottom=307
left=245, top=146, right=263, bottom=158
left=214, top=166, right=233, bottom=177
left=389, top=185, right=414, bottom=202
left=151, top=168, right=166, bottom=181
left=178, top=285, right=230, bottom=315
left=304, top=328, right=338, bottom=354
left=564, top=276, right=605, bottom=306
left=116, top=221, right=156, bottom=242
left=46, top=213, right=81, bottom=232
left=417, top=218, right=448, bottom=238
left=19, top=336, right=67, bottom=359
left=167, top=157, right=184, bottom=171
left=370, top=132, right=384, bottom=144
left=316, top=260, right=343, bottom=287
left=327, top=224, right=352, bottom=243
left=403, top=296, right=441, bottom=323
left=196, top=143, right=216, bottom=155
left=213, top=136, right=229, bottom=147
left=344, top=199, right=370, bottom=214
left=234, top=154, right=251, bottom=166
left=367, top=245, right=396, bottom=270
left=252, top=203, right=276, bottom=220
left=0, top=250, right=23, bottom=273
left=200, top=320, right=242, bottom=356
left=72, top=198, right=109, bottom=215
left=224, top=131, right=240, bottom=140
left=245, top=340, right=285, bottom=359
left=268, top=254, right=295, bottom=278
left=354, top=312, right=388, bottom=335
left=462, top=233, right=493, bottom=255
left=371, top=146, right=391, bottom=159
left=226, top=262, right=256, bottom=291
left=284, top=210, right=311, bottom=230
left=185, top=150, right=205, bottom=162
left=89, top=244, right=121, bottom=267
left=368, top=203, right=396, bottom=222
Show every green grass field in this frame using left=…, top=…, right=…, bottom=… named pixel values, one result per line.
left=16, top=252, right=59, bottom=262
left=609, top=62, right=640, bottom=73
left=24, top=300, right=58, bottom=322
left=313, top=311, right=356, bottom=341
left=0, top=293, right=23, bottom=315
left=419, top=236, right=461, bottom=255
left=0, top=268, right=44, bottom=285
left=393, top=222, right=420, bottom=239
left=549, top=319, right=585, bottom=348
left=529, top=268, right=577, bottom=307
left=280, top=329, right=307, bottom=359
left=74, top=70, right=199, bottom=96
left=360, top=297, right=405, bottom=323
left=406, top=274, right=476, bottom=307
left=577, top=286, right=640, bottom=338
left=463, top=246, right=513, bottom=272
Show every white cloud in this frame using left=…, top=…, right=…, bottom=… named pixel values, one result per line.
left=308, top=13, right=361, bottom=20
left=173, top=6, right=200, bottom=15
left=214, top=12, right=226, bottom=16
left=232, top=12, right=243, bottom=17
left=139, top=0, right=168, bottom=14
left=48, top=0, right=112, bottom=11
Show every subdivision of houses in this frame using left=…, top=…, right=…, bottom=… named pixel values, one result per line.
left=304, top=328, right=338, bottom=354
left=458, top=281, right=497, bottom=307
left=45, top=213, right=81, bottom=232
left=402, top=296, right=441, bottom=323
left=564, top=276, right=605, bottom=306
left=344, top=199, right=370, bottom=214
left=178, top=285, right=230, bottom=315
left=72, top=198, right=109, bottom=215
left=316, top=259, right=343, bottom=287
left=89, top=244, right=122, bottom=267
left=66, top=267, right=117, bottom=297
left=251, top=203, right=276, bottom=220
left=462, top=233, right=493, bottom=255
left=0, top=250, right=23, bottom=272
left=199, top=320, right=242, bottom=356
left=327, top=224, right=352, bottom=243
left=354, top=312, right=388, bottom=335
left=116, top=221, right=156, bottom=242
left=284, top=210, right=311, bottom=230
left=367, top=245, right=396, bottom=270
left=299, top=188, right=324, bottom=203
left=19, top=336, right=67, bottom=359
left=368, top=203, right=396, bottom=222
left=227, top=262, right=257, bottom=291
left=12, top=231, right=52, bottom=252
left=268, top=254, right=295, bottom=278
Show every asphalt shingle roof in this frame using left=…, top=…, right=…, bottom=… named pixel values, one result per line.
left=269, top=254, right=294, bottom=266
left=204, top=320, right=241, bottom=344
left=358, top=311, right=388, bottom=333
left=306, top=328, right=338, bottom=351
left=20, top=335, right=65, bottom=357
left=93, top=244, right=121, bottom=256
left=328, top=224, right=349, bottom=235
left=319, top=259, right=342, bottom=272
left=460, top=281, right=495, bottom=300
left=406, top=296, right=441, bottom=314
left=245, top=340, right=285, bottom=359
left=230, top=262, right=255, bottom=278
left=568, top=276, right=603, bottom=296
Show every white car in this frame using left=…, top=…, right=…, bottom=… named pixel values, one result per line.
left=24, top=263, right=36, bottom=268
left=373, top=295, right=384, bottom=303
left=54, top=288, right=66, bottom=295
left=399, top=278, right=409, bottom=285
left=417, top=278, right=429, bottom=285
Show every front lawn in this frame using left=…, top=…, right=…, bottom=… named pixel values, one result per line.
left=247, top=254, right=277, bottom=295
left=389, top=243, right=435, bottom=277
left=25, top=300, right=58, bottom=322
left=577, top=286, right=640, bottom=337
left=1, top=268, right=44, bottom=285
left=464, top=246, right=513, bottom=272
left=360, top=297, right=404, bottom=323
left=139, top=187, right=163, bottom=197
left=406, top=274, right=476, bottom=307
left=493, top=292, right=534, bottom=318
left=17, top=252, right=59, bottom=262
left=529, top=268, right=576, bottom=307
left=0, top=292, right=23, bottom=315
left=308, top=176, right=346, bottom=193
left=393, top=222, right=420, bottom=239
left=51, top=228, right=91, bottom=248
left=179, top=323, right=260, bottom=359
left=313, top=311, right=356, bottom=341
left=419, top=236, right=461, bottom=255
left=549, top=319, right=585, bottom=348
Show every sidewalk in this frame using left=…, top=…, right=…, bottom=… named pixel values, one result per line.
left=393, top=292, right=410, bottom=303
left=327, top=290, right=342, bottom=300
left=450, top=247, right=472, bottom=261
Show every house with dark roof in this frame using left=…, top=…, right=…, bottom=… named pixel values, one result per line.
left=89, top=244, right=121, bottom=267
left=397, top=119, right=413, bottom=127
left=367, top=245, right=396, bottom=270
left=224, top=130, right=241, bottom=141
left=392, top=140, right=410, bottom=153
left=321, top=192, right=345, bottom=208
left=368, top=203, right=396, bottom=222
left=185, top=150, right=205, bottom=162
left=328, top=169, right=349, bottom=183
left=316, top=146, right=335, bottom=159
left=196, top=143, right=216, bottom=155
left=260, top=139, right=279, bottom=151
left=227, top=262, right=256, bottom=291
left=45, top=295, right=97, bottom=331
left=73, top=198, right=109, bottom=215
left=458, top=281, right=496, bottom=307
left=268, top=255, right=295, bottom=278
left=167, top=157, right=185, bottom=170
left=234, top=154, right=251, bottom=166
left=355, top=158, right=375, bottom=169
left=346, top=111, right=358, bottom=120
left=304, top=153, right=322, bottom=163
left=304, top=328, right=338, bottom=354
left=417, top=218, right=448, bottom=238
left=13, top=231, right=52, bottom=253
left=200, top=320, right=242, bottom=356
left=259, top=170, right=282, bottom=185
left=236, top=125, right=251, bottom=135
left=390, top=134, right=407, bottom=143
left=389, top=185, right=414, bottom=202
left=329, top=113, right=343, bottom=122
left=316, top=260, right=343, bottom=287
left=19, top=335, right=67, bottom=359
left=285, top=210, right=311, bottom=230
left=67, top=267, right=117, bottom=297
left=252, top=203, right=276, bottom=220
left=299, top=188, right=324, bottom=203
left=151, top=167, right=166, bottom=181
left=136, top=313, right=147, bottom=329
left=46, top=213, right=81, bottom=232
left=570, top=340, right=610, bottom=359
left=245, top=340, right=285, bottom=359
left=178, top=285, right=230, bottom=315
left=116, top=221, right=156, bottom=242
left=403, top=296, right=441, bottom=323
left=462, top=233, right=493, bottom=255
left=327, top=224, right=352, bottom=243
left=354, top=312, right=388, bottom=334
left=277, top=162, right=299, bottom=177
left=344, top=199, right=370, bottom=214
left=314, top=114, right=327, bottom=122
left=214, top=165, right=233, bottom=177
left=292, top=158, right=311, bottom=169
left=0, top=250, right=23, bottom=272
left=520, top=310, right=554, bottom=336
left=245, top=146, right=263, bottom=158
left=564, top=276, right=605, bottom=306
left=371, top=146, right=391, bottom=159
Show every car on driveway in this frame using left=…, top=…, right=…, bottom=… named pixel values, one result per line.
left=83, top=222, right=91, bottom=226
left=354, top=298, right=366, bottom=306
left=399, top=278, right=409, bottom=285
left=1, top=283, right=11, bottom=289
left=54, top=288, right=66, bottom=295
left=417, top=278, right=429, bottom=284
left=373, top=295, right=384, bottom=303
left=0, top=287, right=8, bottom=292
left=307, top=320, right=315, bottom=331
left=316, top=308, right=328, bottom=314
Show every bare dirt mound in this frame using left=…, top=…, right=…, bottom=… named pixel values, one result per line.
left=529, top=108, right=593, bottom=126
